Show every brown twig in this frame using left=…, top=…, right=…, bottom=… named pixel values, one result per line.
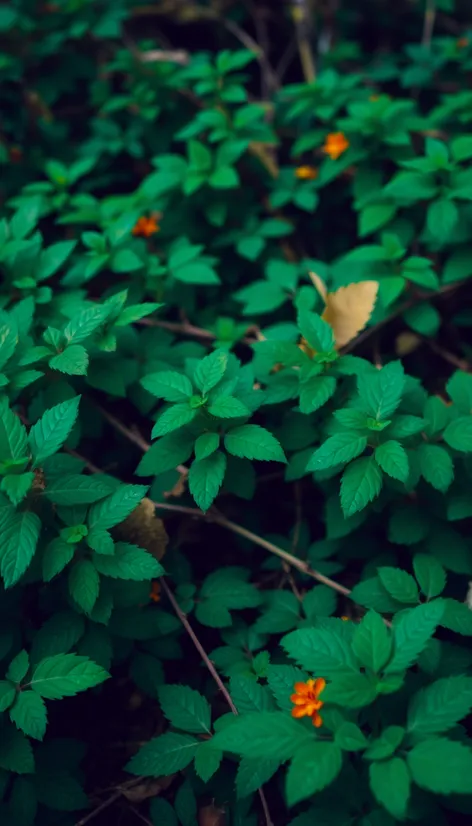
left=422, top=0, right=436, bottom=49
left=291, top=0, right=316, bottom=82
left=160, top=579, right=274, bottom=826
left=426, top=340, right=470, bottom=372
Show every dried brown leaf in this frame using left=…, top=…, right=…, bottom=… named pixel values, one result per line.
left=308, top=271, right=328, bottom=302
left=112, top=497, right=168, bottom=560
left=199, top=804, right=227, bottom=826
left=322, top=281, right=378, bottom=349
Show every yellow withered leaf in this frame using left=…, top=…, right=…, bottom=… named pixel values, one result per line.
left=308, top=271, right=328, bottom=302
left=322, top=281, right=379, bottom=349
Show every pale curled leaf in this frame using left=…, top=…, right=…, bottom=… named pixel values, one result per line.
left=319, top=281, right=379, bottom=349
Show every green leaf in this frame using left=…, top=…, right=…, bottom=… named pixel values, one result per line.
left=322, top=673, right=378, bottom=708
left=68, top=559, right=100, bottom=614
left=127, top=732, right=199, bottom=776
left=212, top=712, right=310, bottom=760
left=135, top=431, right=195, bottom=476
left=441, top=598, right=472, bottom=635
left=194, top=742, right=222, bottom=782
left=141, top=371, right=193, bottom=402
left=357, top=362, right=404, bottom=421
left=413, top=554, right=446, bottom=599
left=307, top=433, right=367, bottom=472
left=267, top=665, right=307, bottom=711
left=375, top=441, right=409, bottom=482
left=112, top=248, right=143, bottom=272
left=340, top=457, right=383, bottom=517
left=365, top=726, right=405, bottom=760
left=385, top=601, right=444, bottom=674
left=189, top=451, right=227, bottom=512
left=236, top=756, right=279, bottom=798
left=208, top=396, right=250, bottom=418
left=404, top=302, right=440, bottom=336
left=418, top=443, right=454, bottom=491
left=335, top=721, right=368, bottom=751
left=282, top=626, right=357, bottom=676
left=370, top=758, right=410, bottom=820
left=9, top=692, right=47, bottom=740
left=194, top=350, right=228, bottom=394
left=0, top=511, right=41, bottom=588
left=0, top=680, right=16, bottom=711
left=352, top=610, right=392, bottom=673
left=225, top=425, right=286, bottom=463
left=0, top=726, right=34, bottom=774
left=286, top=742, right=342, bottom=806
left=150, top=799, right=178, bottom=826
left=30, top=653, right=109, bottom=699
left=408, top=738, right=472, bottom=794
left=230, top=675, right=275, bottom=712
left=443, top=416, right=472, bottom=451
left=378, top=567, right=419, bottom=604
left=63, top=305, right=108, bottom=344
left=29, top=396, right=80, bottom=466
left=158, top=685, right=211, bottom=734
left=1, top=472, right=34, bottom=506
left=0, top=405, right=27, bottom=460
left=407, top=676, right=472, bottom=736
left=49, top=344, right=89, bottom=376
left=427, top=198, right=458, bottom=243
left=194, top=432, right=219, bottom=460
left=298, top=310, right=335, bottom=353
left=7, top=650, right=30, bottom=683
left=151, top=404, right=197, bottom=438
left=45, top=474, right=115, bottom=506
left=93, top=542, right=164, bottom=580
left=42, top=538, right=75, bottom=581
left=88, top=484, right=147, bottom=530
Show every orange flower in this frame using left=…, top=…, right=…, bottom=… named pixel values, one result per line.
left=369, top=95, right=379, bottom=102
left=341, top=615, right=350, bottom=621
left=322, top=132, right=349, bottom=161
left=457, top=37, right=469, bottom=49
left=132, top=215, right=159, bottom=238
left=295, top=165, right=318, bottom=181
left=290, top=678, right=326, bottom=728
left=149, top=581, right=161, bottom=603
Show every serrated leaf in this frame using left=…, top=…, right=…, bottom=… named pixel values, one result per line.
left=0, top=511, right=41, bottom=588
left=29, top=397, right=80, bottom=466
left=68, top=559, right=100, bottom=614
left=158, top=685, right=211, bottom=734
left=286, top=742, right=342, bottom=806
left=194, top=432, right=219, bottom=460
left=335, top=721, right=368, bottom=751
left=212, top=712, right=310, bottom=759
left=141, top=371, right=193, bottom=402
left=408, top=738, right=472, bottom=794
left=150, top=798, right=178, bottom=826
left=10, top=692, right=47, bottom=740
left=7, top=650, right=29, bottom=684
left=63, top=304, right=108, bottom=344
left=42, top=538, right=75, bottom=581
left=357, top=361, right=405, bottom=421
left=375, top=440, right=409, bottom=482
left=230, top=675, right=275, bottom=713
left=386, top=601, right=444, bottom=674
left=188, top=451, right=226, bottom=511
left=225, top=424, right=286, bottom=463
left=407, top=675, right=472, bottom=736
left=0, top=680, right=16, bottom=711
left=45, top=474, right=115, bottom=505
left=365, top=726, right=405, bottom=761
left=413, top=554, right=446, bottom=599
left=0, top=405, right=28, bottom=461
left=340, top=457, right=383, bottom=517
left=30, top=653, right=109, bottom=699
left=127, top=732, right=199, bottom=776
left=88, top=484, right=147, bottom=531
left=49, top=344, right=89, bottom=376
left=322, top=672, right=378, bottom=708
left=194, top=742, right=222, bottom=782
left=378, top=567, right=419, bottom=604
left=299, top=375, right=336, bottom=414
left=443, top=416, right=472, bottom=452
left=93, top=542, right=163, bottom=580
left=298, top=309, right=335, bottom=353
left=194, top=350, right=228, bottom=394
left=370, top=757, right=410, bottom=820
left=151, top=404, right=197, bottom=438
left=352, top=611, right=392, bottom=673
left=418, top=443, right=454, bottom=491
left=1, top=472, right=34, bottom=505
left=0, top=726, right=34, bottom=774
left=322, top=281, right=378, bottom=349
left=236, top=756, right=279, bottom=798
left=208, top=396, right=250, bottom=418
left=307, top=433, right=367, bottom=472
left=282, top=627, right=357, bottom=676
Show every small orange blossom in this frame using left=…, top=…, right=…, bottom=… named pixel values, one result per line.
left=149, top=581, right=161, bottom=603
left=322, top=132, right=349, bottom=161
left=295, top=165, right=318, bottom=181
left=291, top=678, right=326, bottom=728
left=132, top=215, right=160, bottom=238
left=457, top=37, right=469, bottom=49
left=341, top=615, right=350, bottom=621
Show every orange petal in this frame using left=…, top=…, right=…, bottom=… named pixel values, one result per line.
left=292, top=705, right=309, bottom=719
left=290, top=695, right=307, bottom=706
left=312, top=712, right=323, bottom=728
left=314, top=678, right=326, bottom=696
left=293, top=682, right=311, bottom=696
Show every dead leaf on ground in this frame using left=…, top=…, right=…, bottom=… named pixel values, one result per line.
left=112, top=497, right=168, bottom=560
left=199, top=804, right=227, bottom=826
left=309, top=272, right=378, bottom=349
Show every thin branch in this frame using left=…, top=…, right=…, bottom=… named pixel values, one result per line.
left=422, top=0, right=436, bottom=49
left=291, top=0, right=316, bottom=82
left=161, top=580, right=274, bottom=826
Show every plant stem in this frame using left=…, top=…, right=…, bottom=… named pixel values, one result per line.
left=291, top=0, right=316, bottom=82
left=422, top=0, right=436, bottom=48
